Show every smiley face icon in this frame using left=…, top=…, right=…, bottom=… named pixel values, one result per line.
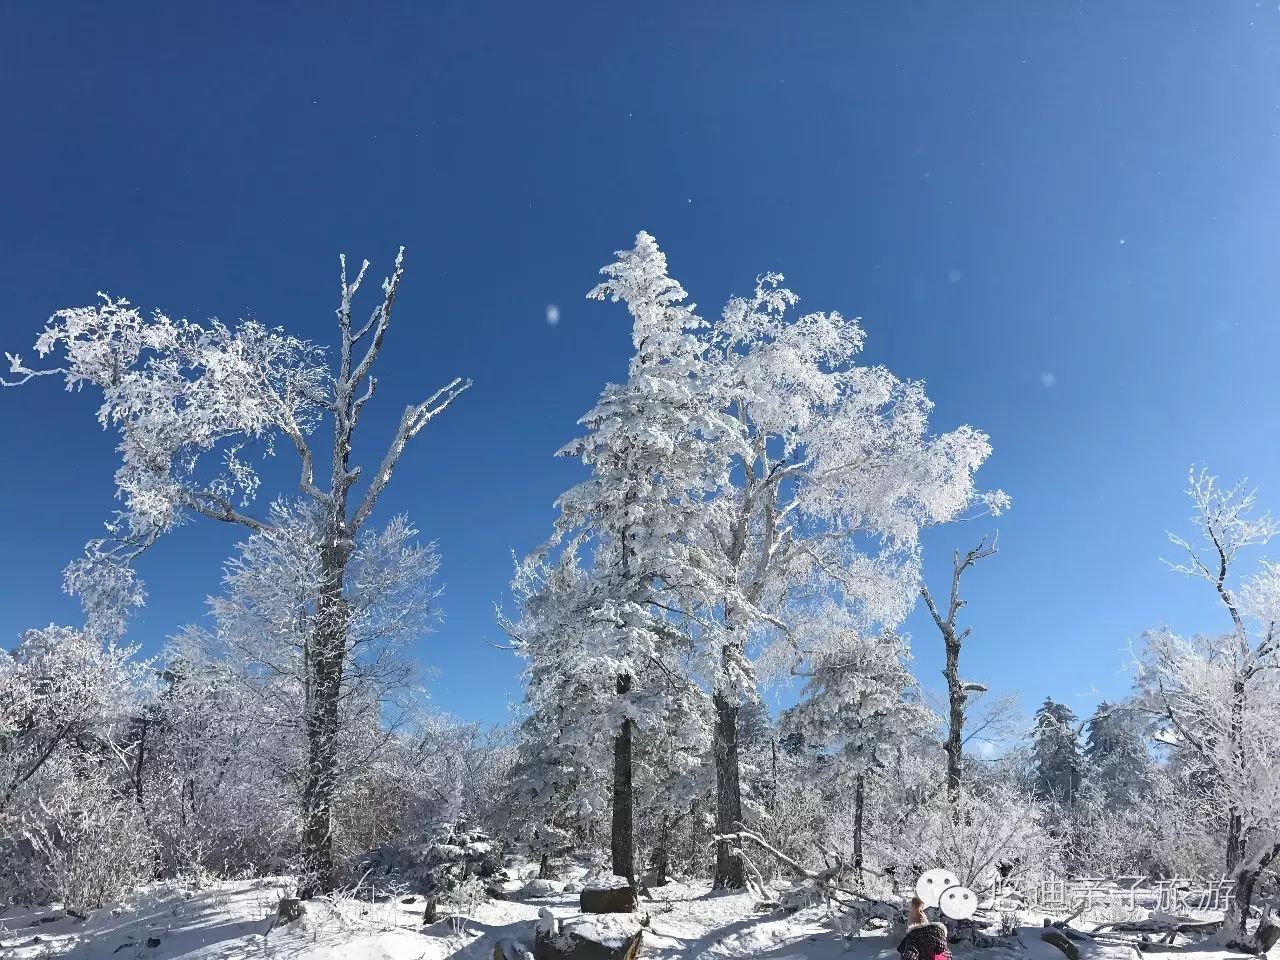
left=914, top=868, right=959, bottom=909
left=939, top=884, right=977, bottom=921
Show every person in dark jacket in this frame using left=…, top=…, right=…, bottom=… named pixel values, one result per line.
left=898, top=897, right=953, bottom=960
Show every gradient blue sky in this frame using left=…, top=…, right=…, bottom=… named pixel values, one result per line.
left=2, top=2, right=1278, bottom=728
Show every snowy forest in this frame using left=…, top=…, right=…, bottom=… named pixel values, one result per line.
left=1, top=232, right=1277, bottom=960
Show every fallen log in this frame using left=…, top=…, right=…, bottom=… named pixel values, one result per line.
left=1057, top=926, right=1094, bottom=943
left=1042, top=928, right=1081, bottom=960
left=712, top=827, right=898, bottom=918
left=1094, top=919, right=1223, bottom=935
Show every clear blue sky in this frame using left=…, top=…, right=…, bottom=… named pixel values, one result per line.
left=2, top=2, right=1278, bottom=728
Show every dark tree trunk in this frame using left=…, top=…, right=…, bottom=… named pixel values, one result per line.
left=1228, top=842, right=1280, bottom=948
left=1225, top=676, right=1248, bottom=875
left=853, top=773, right=865, bottom=880
left=539, top=851, right=551, bottom=880
left=1226, top=814, right=1243, bottom=874
left=611, top=672, right=635, bottom=884
left=768, top=737, right=778, bottom=821
left=298, top=528, right=351, bottom=900
left=712, top=690, right=745, bottom=888
left=943, top=634, right=964, bottom=809
left=652, top=812, right=670, bottom=886
left=1231, top=867, right=1257, bottom=940
left=687, top=798, right=700, bottom=877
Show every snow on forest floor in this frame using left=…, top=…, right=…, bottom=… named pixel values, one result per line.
left=0, top=879, right=1272, bottom=960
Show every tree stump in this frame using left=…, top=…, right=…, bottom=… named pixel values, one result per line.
left=494, top=936, right=534, bottom=960
left=1255, top=918, right=1280, bottom=954
left=276, top=898, right=305, bottom=925
left=534, top=928, right=642, bottom=960
left=580, top=886, right=636, bottom=914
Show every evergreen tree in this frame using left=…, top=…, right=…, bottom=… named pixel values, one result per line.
left=634, top=670, right=712, bottom=886
left=782, top=629, right=937, bottom=872
left=1082, top=701, right=1153, bottom=808
left=507, top=232, right=722, bottom=883
left=1031, top=698, right=1083, bottom=805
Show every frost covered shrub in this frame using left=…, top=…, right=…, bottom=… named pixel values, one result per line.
left=24, top=782, right=156, bottom=912
left=0, top=626, right=153, bottom=908
left=767, top=777, right=838, bottom=874
left=355, top=821, right=503, bottom=908
left=1057, top=775, right=1218, bottom=879
left=142, top=649, right=301, bottom=880
left=334, top=714, right=516, bottom=881
left=891, top=785, right=1052, bottom=894
left=1058, top=788, right=1149, bottom=876
left=1131, top=772, right=1222, bottom=878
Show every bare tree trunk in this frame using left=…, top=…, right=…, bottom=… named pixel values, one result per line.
left=298, top=527, right=352, bottom=900
left=1226, top=676, right=1247, bottom=874
left=687, top=798, right=700, bottom=877
left=1231, top=867, right=1257, bottom=940
left=769, top=737, right=778, bottom=822
left=942, top=634, right=964, bottom=807
left=652, top=812, right=671, bottom=886
left=612, top=672, right=635, bottom=884
left=853, top=774, right=865, bottom=879
left=713, top=690, right=745, bottom=888
left=1228, top=842, right=1280, bottom=947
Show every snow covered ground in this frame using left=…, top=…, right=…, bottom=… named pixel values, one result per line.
left=0, top=879, right=1270, bottom=960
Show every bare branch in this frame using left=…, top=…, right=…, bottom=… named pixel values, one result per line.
left=350, top=248, right=406, bottom=393
left=351, top=377, right=472, bottom=531
left=179, top=488, right=270, bottom=532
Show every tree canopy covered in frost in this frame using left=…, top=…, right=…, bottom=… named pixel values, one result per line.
left=784, top=630, right=935, bottom=788
left=1137, top=470, right=1280, bottom=937
left=505, top=231, right=1005, bottom=889
left=4, top=249, right=468, bottom=897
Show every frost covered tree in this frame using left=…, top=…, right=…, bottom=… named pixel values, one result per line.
left=507, top=233, right=724, bottom=883
left=921, top=537, right=999, bottom=807
left=1030, top=698, right=1083, bottom=805
left=514, top=234, right=1005, bottom=888
left=503, top=554, right=614, bottom=876
left=1137, top=469, right=1280, bottom=945
left=783, top=628, right=936, bottom=873
left=171, top=500, right=442, bottom=873
left=4, top=251, right=468, bottom=896
left=634, top=671, right=712, bottom=886
left=689, top=271, right=1006, bottom=886
left=1082, top=701, right=1153, bottom=808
